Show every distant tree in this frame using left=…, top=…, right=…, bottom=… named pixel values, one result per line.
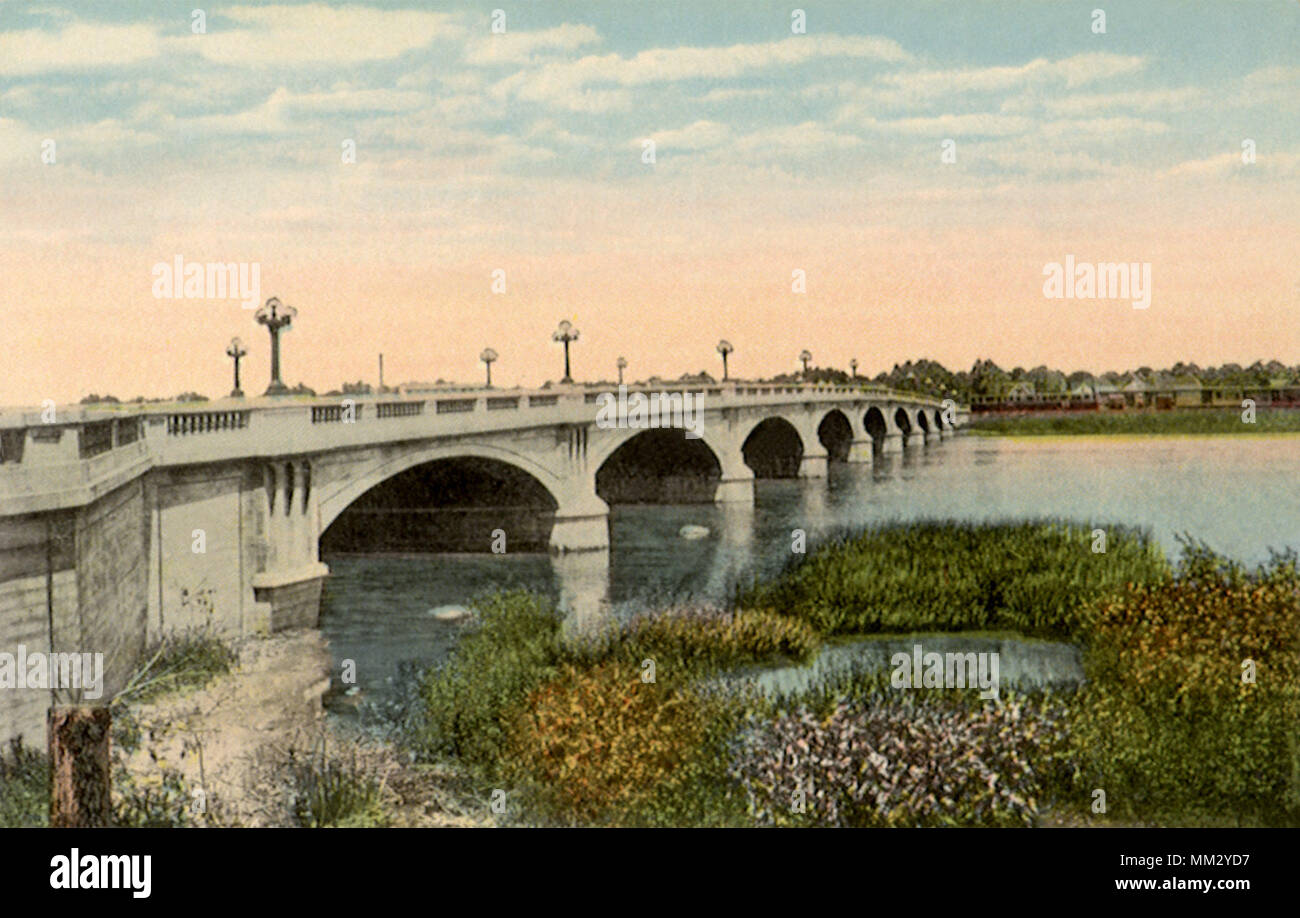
left=173, top=392, right=209, bottom=402
left=79, top=393, right=120, bottom=404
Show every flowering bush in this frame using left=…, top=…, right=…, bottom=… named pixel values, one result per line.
left=507, top=662, right=742, bottom=826
left=1071, top=542, right=1300, bottom=824
left=729, top=692, right=1071, bottom=827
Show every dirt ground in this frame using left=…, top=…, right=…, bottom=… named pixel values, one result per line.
left=117, top=629, right=492, bottom=827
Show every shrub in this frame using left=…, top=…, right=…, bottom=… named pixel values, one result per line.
left=1071, top=541, right=1300, bottom=825
left=506, top=662, right=745, bottom=826
left=414, top=591, right=564, bottom=774
left=0, top=738, right=49, bottom=828
left=283, top=738, right=388, bottom=828
left=730, top=687, right=1072, bottom=827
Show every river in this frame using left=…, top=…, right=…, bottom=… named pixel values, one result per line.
left=319, top=433, right=1300, bottom=710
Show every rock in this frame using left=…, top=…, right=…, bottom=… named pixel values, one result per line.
left=678, top=524, right=710, bottom=540
left=428, top=605, right=471, bottom=622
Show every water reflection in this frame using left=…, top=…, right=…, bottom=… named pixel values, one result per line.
left=320, top=434, right=1300, bottom=706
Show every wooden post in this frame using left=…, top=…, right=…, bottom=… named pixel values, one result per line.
left=48, top=706, right=112, bottom=828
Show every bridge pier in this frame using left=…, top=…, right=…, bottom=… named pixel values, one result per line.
left=798, top=451, right=828, bottom=478
left=880, top=432, right=904, bottom=454
left=548, top=498, right=611, bottom=553
left=846, top=439, right=874, bottom=464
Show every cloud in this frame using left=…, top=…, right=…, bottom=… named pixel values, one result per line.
left=864, top=53, right=1146, bottom=108
left=188, top=4, right=460, bottom=65
left=464, top=24, right=601, bottom=65
left=1002, top=87, right=1205, bottom=116
left=0, top=23, right=160, bottom=75
left=851, top=112, right=1034, bottom=137
left=642, top=120, right=730, bottom=152
left=1162, top=150, right=1300, bottom=180
left=492, top=34, right=910, bottom=108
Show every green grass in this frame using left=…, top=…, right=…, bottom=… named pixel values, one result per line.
left=740, top=519, right=1169, bottom=639
left=971, top=408, right=1300, bottom=436
left=0, top=738, right=49, bottom=827
left=113, top=633, right=237, bottom=706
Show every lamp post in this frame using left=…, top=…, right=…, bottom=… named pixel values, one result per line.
left=552, top=320, right=579, bottom=384
left=225, top=337, right=247, bottom=398
left=254, top=297, right=297, bottom=396
left=716, top=340, right=733, bottom=381
left=799, top=349, right=812, bottom=378
left=480, top=348, right=498, bottom=388
left=616, top=356, right=627, bottom=385
left=850, top=358, right=859, bottom=380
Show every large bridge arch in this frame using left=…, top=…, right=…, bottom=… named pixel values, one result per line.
left=317, top=441, right=570, bottom=535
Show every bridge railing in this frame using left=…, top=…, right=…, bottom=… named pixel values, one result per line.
left=0, top=384, right=966, bottom=497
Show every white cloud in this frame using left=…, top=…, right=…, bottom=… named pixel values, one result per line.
left=492, top=34, right=909, bottom=108
left=465, top=24, right=600, bottom=65
left=865, top=53, right=1146, bottom=108
left=188, top=4, right=460, bottom=65
left=0, top=23, right=160, bottom=75
left=643, top=119, right=730, bottom=152
left=1162, top=150, right=1300, bottom=180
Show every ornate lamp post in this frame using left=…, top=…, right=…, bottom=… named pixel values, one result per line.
left=616, top=356, right=627, bottom=385
left=850, top=358, right=859, bottom=380
left=225, top=337, right=248, bottom=397
left=480, top=348, right=498, bottom=387
left=717, top=340, right=733, bottom=381
left=799, top=349, right=812, bottom=378
left=254, top=297, right=297, bottom=396
left=552, top=320, right=579, bottom=384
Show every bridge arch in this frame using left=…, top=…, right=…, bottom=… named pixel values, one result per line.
left=317, top=442, right=568, bottom=535
left=817, top=409, right=853, bottom=462
left=915, top=409, right=930, bottom=434
left=933, top=409, right=945, bottom=432
left=742, top=416, right=804, bottom=478
left=893, top=407, right=913, bottom=437
left=863, top=407, right=888, bottom=448
left=594, top=427, right=722, bottom=504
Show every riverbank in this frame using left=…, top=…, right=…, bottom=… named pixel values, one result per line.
left=0, top=629, right=494, bottom=828
left=400, top=520, right=1300, bottom=828
left=970, top=408, right=1300, bottom=436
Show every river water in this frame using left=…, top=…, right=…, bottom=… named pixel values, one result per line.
left=319, top=434, right=1300, bottom=708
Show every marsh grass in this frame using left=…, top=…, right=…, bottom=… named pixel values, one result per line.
left=971, top=408, right=1300, bottom=437
left=741, top=519, right=1168, bottom=638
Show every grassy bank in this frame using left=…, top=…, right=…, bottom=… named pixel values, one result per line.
left=739, top=520, right=1168, bottom=639
left=971, top=408, right=1300, bottom=436
left=408, top=520, right=1298, bottom=828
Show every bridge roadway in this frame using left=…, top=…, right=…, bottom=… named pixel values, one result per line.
left=0, top=381, right=967, bottom=746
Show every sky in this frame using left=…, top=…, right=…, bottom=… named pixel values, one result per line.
left=1, top=0, right=1298, bottom=405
